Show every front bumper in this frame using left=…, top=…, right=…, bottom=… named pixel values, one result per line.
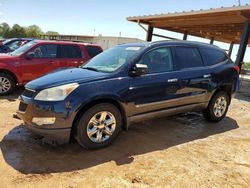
left=16, top=95, right=74, bottom=145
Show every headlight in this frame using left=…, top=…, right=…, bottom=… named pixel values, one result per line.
left=34, top=83, right=79, bottom=101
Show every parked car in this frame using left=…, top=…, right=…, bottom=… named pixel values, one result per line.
left=16, top=41, right=239, bottom=149
left=0, top=40, right=103, bottom=95
left=0, top=38, right=33, bottom=53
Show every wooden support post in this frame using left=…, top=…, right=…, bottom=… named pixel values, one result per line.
left=146, top=25, right=154, bottom=42
left=228, top=42, right=234, bottom=57
left=210, top=37, right=214, bottom=44
left=236, top=20, right=250, bottom=70
left=183, top=32, right=188, bottom=40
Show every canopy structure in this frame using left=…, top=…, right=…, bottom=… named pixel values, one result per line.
left=127, top=5, right=250, bottom=68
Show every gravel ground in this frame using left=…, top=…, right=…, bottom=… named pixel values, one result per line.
left=0, top=89, right=249, bottom=188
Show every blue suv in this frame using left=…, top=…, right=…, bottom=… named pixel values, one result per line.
left=16, top=41, right=239, bottom=149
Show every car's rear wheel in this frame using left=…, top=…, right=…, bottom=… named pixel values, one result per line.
left=74, top=103, right=122, bottom=149
left=0, top=73, right=16, bottom=96
left=203, top=91, right=230, bottom=122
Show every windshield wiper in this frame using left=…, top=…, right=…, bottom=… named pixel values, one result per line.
left=82, top=67, right=99, bottom=72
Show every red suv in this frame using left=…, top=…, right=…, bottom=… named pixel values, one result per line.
left=0, top=40, right=103, bottom=95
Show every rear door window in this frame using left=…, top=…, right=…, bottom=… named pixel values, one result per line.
left=59, top=45, right=82, bottom=58
left=175, top=47, right=203, bottom=69
left=200, top=48, right=228, bottom=66
left=85, top=46, right=103, bottom=58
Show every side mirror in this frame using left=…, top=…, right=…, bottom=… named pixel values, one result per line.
left=26, top=52, right=35, bottom=60
left=130, top=64, right=148, bottom=76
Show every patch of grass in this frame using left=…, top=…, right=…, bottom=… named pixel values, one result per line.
left=242, top=62, right=250, bottom=69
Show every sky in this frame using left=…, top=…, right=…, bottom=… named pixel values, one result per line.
left=0, top=0, right=250, bottom=61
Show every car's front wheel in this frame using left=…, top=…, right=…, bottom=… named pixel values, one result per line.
left=74, top=103, right=122, bottom=149
left=203, top=91, right=230, bottom=122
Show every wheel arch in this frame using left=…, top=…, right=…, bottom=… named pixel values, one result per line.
left=70, top=97, right=128, bottom=141
left=214, top=85, right=232, bottom=104
left=0, top=68, right=19, bottom=85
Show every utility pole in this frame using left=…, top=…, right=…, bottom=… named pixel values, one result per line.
left=238, top=0, right=241, bottom=6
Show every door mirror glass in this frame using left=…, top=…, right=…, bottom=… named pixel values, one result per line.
left=26, top=52, right=35, bottom=59
left=130, top=64, right=148, bottom=76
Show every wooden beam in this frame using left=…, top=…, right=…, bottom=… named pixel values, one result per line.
left=150, top=16, right=245, bottom=27
left=183, top=32, right=188, bottom=40
left=228, top=42, right=234, bottom=57
left=146, top=25, right=154, bottom=42
left=210, top=37, right=214, bottom=44
left=236, top=20, right=250, bottom=69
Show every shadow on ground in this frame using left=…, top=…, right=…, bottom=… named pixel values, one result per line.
left=0, top=87, right=24, bottom=101
left=0, top=112, right=238, bottom=174
left=235, top=92, right=250, bottom=102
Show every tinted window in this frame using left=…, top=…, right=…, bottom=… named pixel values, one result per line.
left=31, top=44, right=57, bottom=58
left=175, top=47, right=203, bottom=69
left=200, top=48, right=228, bottom=66
left=139, top=47, right=173, bottom=73
left=59, top=45, right=82, bottom=58
left=85, top=46, right=103, bottom=58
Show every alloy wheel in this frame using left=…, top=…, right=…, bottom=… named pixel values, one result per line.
left=86, top=111, right=116, bottom=143
left=213, top=96, right=227, bottom=117
left=0, top=77, right=11, bottom=94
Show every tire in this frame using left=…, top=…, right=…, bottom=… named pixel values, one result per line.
left=0, top=73, right=16, bottom=96
left=203, top=91, right=230, bottom=122
left=74, top=103, right=122, bottom=149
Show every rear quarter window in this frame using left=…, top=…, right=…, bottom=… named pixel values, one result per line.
left=175, top=47, right=203, bottom=69
left=85, top=46, right=103, bottom=58
left=200, top=48, right=228, bottom=66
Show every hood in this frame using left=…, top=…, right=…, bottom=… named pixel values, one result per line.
left=26, top=68, right=110, bottom=91
left=0, top=53, right=16, bottom=59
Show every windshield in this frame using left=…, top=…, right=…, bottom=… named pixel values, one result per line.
left=10, top=40, right=36, bottom=56
left=82, top=46, right=144, bottom=73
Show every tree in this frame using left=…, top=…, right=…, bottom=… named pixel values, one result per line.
left=25, top=25, right=43, bottom=38
left=0, top=23, right=60, bottom=39
left=0, top=22, right=10, bottom=37
left=5, top=24, right=27, bottom=38
left=46, top=31, right=59, bottom=35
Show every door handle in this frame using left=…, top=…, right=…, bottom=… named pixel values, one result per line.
left=168, top=78, right=178, bottom=83
left=203, top=74, right=211, bottom=78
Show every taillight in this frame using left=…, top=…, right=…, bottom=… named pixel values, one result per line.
left=233, top=65, right=240, bottom=74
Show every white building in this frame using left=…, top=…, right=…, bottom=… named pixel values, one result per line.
left=93, top=35, right=144, bottom=50
left=41, top=34, right=144, bottom=50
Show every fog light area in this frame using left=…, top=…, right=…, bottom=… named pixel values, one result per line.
left=32, top=117, right=56, bottom=126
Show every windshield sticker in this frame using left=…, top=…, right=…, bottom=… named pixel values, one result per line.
left=126, top=47, right=141, bottom=51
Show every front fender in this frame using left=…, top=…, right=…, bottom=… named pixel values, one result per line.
left=0, top=63, right=21, bottom=84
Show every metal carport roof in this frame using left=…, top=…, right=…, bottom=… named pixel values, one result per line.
left=127, top=5, right=250, bottom=68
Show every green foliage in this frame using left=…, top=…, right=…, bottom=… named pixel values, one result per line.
left=46, top=31, right=59, bottom=35
left=5, top=24, right=27, bottom=38
left=0, top=22, right=59, bottom=38
left=0, top=22, right=10, bottom=37
left=25, top=25, right=44, bottom=38
left=242, top=62, right=250, bottom=69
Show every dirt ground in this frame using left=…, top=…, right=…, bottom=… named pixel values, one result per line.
left=0, top=89, right=249, bottom=188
